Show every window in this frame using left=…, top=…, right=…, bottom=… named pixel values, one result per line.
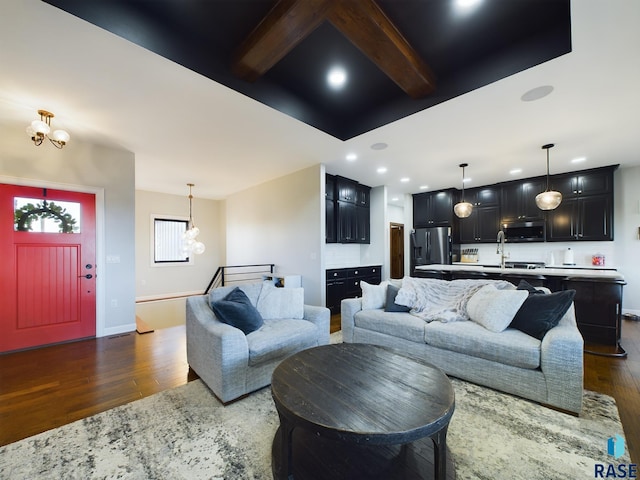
left=14, top=196, right=81, bottom=233
left=151, top=215, right=190, bottom=265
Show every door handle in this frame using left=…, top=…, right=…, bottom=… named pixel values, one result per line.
left=78, top=274, right=93, bottom=279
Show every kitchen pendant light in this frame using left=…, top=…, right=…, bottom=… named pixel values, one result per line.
left=454, top=163, right=473, bottom=218
left=535, top=143, right=562, bottom=210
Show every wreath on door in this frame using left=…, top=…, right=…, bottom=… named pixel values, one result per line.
left=14, top=200, right=78, bottom=233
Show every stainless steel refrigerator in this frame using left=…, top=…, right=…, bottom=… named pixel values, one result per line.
left=410, top=226, right=453, bottom=273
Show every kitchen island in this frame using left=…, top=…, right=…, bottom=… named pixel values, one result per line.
left=415, top=264, right=626, bottom=356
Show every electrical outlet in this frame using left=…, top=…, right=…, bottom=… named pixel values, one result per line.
left=111, top=299, right=118, bottom=308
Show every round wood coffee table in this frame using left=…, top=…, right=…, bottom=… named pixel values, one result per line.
left=271, top=343, right=456, bottom=480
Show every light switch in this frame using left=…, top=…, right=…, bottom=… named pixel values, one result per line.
left=106, top=255, right=121, bottom=264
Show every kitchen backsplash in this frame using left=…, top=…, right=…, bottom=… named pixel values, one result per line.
left=460, top=241, right=617, bottom=268
left=325, top=243, right=362, bottom=268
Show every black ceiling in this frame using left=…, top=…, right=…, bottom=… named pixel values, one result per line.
left=43, top=0, right=571, bottom=141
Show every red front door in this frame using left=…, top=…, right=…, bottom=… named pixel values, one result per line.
left=0, top=184, right=96, bottom=352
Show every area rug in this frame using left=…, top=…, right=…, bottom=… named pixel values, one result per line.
left=0, top=360, right=630, bottom=479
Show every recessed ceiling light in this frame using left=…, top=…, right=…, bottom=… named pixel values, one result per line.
left=571, top=156, right=587, bottom=163
left=454, top=0, right=482, bottom=11
left=346, top=153, right=357, bottom=161
left=463, top=177, right=471, bottom=183
left=371, top=142, right=388, bottom=150
left=521, top=85, right=554, bottom=102
left=377, top=167, right=387, bottom=174
left=510, top=168, right=522, bottom=175
left=391, top=197, right=399, bottom=202
left=419, top=185, right=429, bottom=190
left=327, top=66, right=347, bottom=90
left=400, top=177, right=410, bottom=183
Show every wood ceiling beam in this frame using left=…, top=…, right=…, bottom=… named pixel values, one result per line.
left=327, top=0, right=436, bottom=98
left=232, top=0, right=436, bottom=98
left=232, top=0, right=333, bottom=82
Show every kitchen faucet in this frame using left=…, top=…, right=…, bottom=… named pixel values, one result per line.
left=496, top=230, right=509, bottom=269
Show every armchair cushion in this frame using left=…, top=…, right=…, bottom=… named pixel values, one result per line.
left=256, top=281, right=304, bottom=319
left=210, top=287, right=264, bottom=335
left=247, top=318, right=320, bottom=366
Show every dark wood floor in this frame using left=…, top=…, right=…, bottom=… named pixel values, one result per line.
left=1, top=317, right=639, bottom=464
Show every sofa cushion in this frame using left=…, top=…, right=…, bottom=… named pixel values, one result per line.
left=256, top=281, right=304, bottom=320
left=354, top=309, right=426, bottom=343
left=467, top=284, right=528, bottom=332
left=425, top=320, right=541, bottom=369
left=510, top=289, right=576, bottom=340
left=361, top=281, right=389, bottom=310
left=210, top=287, right=264, bottom=335
left=246, top=318, right=318, bottom=366
left=209, top=282, right=262, bottom=307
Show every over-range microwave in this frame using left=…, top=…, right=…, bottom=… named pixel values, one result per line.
left=502, top=221, right=545, bottom=242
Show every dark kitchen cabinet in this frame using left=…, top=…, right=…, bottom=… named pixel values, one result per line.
left=413, top=189, right=455, bottom=227
left=563, top=277, right=626, bottom=353
left=500, top=178, right=546, bottom=222
left=458, top=186, right=501, bottom=243
left=336, top=176, right=357, bottom=203
left=356, top=184, right=370, bottom=207
left=325, top=266, right=382, bottom=314
left=547, top=168, right=615, bottom=242
left=547, top=195, right=613, bottom=241
left=337, top=201, right=357, bottom=243
left=328, top=175, right=370, bottom=244
left=356, top=205, right=370, bottom=243
left=325, top=174, right=336, bottom=243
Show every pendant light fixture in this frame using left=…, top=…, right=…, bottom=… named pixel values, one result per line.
left=182, top=183, right=205, bottom=255
left=535, top=143, right=562, bottom=210
left=26, top=110, right=70, bottom=149
left=454, top=163, right=473, bottom=218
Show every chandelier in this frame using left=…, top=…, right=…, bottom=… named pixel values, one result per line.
left=182, top=183, right=205, bottom=255
left=26, top=110, right=70, bottom=149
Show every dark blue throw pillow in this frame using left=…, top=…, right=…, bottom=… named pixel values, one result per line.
left=509, top=289, right=576, bottom=340
left=210, top=287, right=264, bottom=335
left=384, top=284, right=411, bottom=313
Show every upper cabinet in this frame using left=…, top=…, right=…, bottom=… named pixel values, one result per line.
left=413, top=189, right=455, bottom=227
left=500, top=177, right=546, bottom=223
left=458, top=186, right=501, bottom=243
left=547, top=167, right=616, bottom=242
left=326, top=174, right=336, bottom=243
left=327, top=175, right=371, bottom=244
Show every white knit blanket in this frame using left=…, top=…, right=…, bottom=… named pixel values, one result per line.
left=395, top=276, right=513, bottom=323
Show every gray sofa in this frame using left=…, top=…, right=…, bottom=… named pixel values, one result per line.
left=341, top=282, right=584, bottom=414
left=187, top=282, right=330, bottom=403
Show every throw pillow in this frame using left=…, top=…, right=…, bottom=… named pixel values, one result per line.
left=210, top=287, right=264, bottom=335
left=467, top=284, right=528, bottom=333
left=516, top=279, right=545, bottom=295
left=361, top=280, right=388, bottom=310
left=509, top=289, right=576, bottom=340
left=384, top=284, right=411, bottom=312
left=256, top=281, right=304, bottom=320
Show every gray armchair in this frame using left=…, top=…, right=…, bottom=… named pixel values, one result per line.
left=186, top=282, right=330, bottom=403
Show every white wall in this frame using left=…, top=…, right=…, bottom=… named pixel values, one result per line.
left=361, top=185, right=387, bottom=278
left=614, top=166, right=640, bottom=314
left=135, top=190, right=224, bottom=299
left=0, top=122, right=136, bottom=336
left=224, top=165, right=324, bottom=306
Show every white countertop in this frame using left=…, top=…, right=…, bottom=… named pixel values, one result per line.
left=417, top=263, right=625, bottom=280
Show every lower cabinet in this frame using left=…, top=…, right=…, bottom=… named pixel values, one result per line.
left=325, top=266, right=382, bottom=314
left=562, top=277, right=625, bottom=348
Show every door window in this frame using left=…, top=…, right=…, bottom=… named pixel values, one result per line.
left=14, top=197, right=81, bottom=233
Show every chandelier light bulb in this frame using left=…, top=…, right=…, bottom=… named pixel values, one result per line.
left=454, top=163, right=473, bottom=218
left=192, top=241, right=206, bottom=255
left=31, top=119, right=50, bottom=135
left=52, top=129, right=70, bottom=143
